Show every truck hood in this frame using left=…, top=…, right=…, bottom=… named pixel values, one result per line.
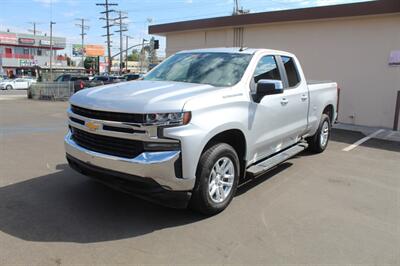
left=70, top=80, right=218, bottom=113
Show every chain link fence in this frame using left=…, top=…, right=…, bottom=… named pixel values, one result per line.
left=28, top=82, right=75, bottom=101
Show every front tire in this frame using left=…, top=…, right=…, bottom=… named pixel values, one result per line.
left=6, top=85, right=12, bottom=90
left=190, top=143, right=240, bottom=215
left=307, top=114, right=331, bottom=153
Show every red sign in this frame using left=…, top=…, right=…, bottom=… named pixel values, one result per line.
left=19, top=38, right=35, bottom=45
left=0, top=33, right=17, bottom=44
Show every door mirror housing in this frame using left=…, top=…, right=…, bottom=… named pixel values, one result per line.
left=254, top=79, right=284, bottom=103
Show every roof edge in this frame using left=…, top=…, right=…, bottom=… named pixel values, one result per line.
left=149, top=0, right=400, bottom=35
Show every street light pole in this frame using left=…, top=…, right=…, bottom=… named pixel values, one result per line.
left=49, top=21, right=56, bottom=81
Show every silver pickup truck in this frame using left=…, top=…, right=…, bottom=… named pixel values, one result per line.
left=65, top=48, right=338, bottom=214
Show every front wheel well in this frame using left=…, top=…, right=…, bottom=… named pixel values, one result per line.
left=202, top=129, right=247, bottom=178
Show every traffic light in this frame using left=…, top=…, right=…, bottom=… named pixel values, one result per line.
left=153, top=40, right=159, bottom=50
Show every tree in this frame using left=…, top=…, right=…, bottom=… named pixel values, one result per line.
left=64, top=53, right=73, bottom=66
left=127, top=49, right=140, bottom=61
left=148, top=37, right=158, bottom=64
left=84, top=57, right=95, bottom=70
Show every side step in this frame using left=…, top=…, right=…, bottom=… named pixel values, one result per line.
left=246, top=142, right=308, bottom=176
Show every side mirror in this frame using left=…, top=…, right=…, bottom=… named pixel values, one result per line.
left=254, top=79, right=284, bottom=103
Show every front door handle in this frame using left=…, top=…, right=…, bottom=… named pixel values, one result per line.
left=281, top=98, right=289, bottom=105
left=301, top=94, right=308, bottom=101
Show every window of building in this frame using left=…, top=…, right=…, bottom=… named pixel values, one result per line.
left=23, top=48, right=29, bottom=55
left=281, top=56, right=300, bottom=87
left=253, top=55, right=281, bottom=83
left=37, top=49, right=42, bottom=56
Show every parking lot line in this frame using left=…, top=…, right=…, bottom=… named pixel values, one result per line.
left=342, top=129, right=385, bottom=152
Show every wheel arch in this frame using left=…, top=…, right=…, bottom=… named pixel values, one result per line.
left=323, top=104, right=334, bottom=123
left=200, top=128, right=247, bottom=179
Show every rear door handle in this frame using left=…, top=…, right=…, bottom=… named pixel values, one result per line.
left=301, top=94, right=308, bottom=101
left=281, top=98, right=289, bottom=105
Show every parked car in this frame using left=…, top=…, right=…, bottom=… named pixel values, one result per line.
left=0, top=75, right=8, bottom=81
left=55, top=74, right=90, bottom=92
left=87, top=75, right=125, bottom=87
left=65, top=48, right=338, bottom=214
left=0, top=78, right=33, bottom=90
left=124, top=73, right=141, bottom=81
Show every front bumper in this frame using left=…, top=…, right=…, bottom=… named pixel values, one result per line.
left=64, top=131, right=195, bottom=192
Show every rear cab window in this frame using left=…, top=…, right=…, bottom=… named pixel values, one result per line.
left=281, top=56, right=300, bottom=87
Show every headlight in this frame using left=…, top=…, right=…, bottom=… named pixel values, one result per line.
left=145, top=112, right=191, bottom=126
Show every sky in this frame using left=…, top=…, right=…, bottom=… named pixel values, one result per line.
left=0, top=0, right=372, bottom=58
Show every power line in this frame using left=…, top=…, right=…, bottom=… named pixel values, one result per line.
left=96, top=0, right=118, bottom=73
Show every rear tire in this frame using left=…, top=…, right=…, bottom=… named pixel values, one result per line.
left=307, top=114, right=331, bottom=153
left=190, top=143, right=240, bottom=215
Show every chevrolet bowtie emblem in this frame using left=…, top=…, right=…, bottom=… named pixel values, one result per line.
left=85, top=121, right=101, bottom=131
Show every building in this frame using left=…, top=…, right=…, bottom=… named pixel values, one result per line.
left=149, top=0, right=400, bottom=130
left=0, top=31, right=67, bottom=77
left=111, top=60, right=144, bottom=74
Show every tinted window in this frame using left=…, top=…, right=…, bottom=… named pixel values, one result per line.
left=281, top=56, right=300, bottom=87
left=62, top=75, right=71, bottom=81
left=253, top=56, right=281, bottom=83
left=126, top=74, right=139, bottom=80
left=94, top=76, right=108, bottom=81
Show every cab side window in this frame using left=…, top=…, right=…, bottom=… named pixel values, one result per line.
left=281, top=56, right=300, bottom=87
left=253, top=55, right=281, bottom=83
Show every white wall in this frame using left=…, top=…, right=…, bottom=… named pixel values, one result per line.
left=165, top=14, right=400, bottom=129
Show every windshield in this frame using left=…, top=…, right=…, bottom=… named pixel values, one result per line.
left=144, top=52, right=252, bottom=87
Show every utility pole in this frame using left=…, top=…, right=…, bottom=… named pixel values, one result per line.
left=75, top=18, right=90, bottom=68
left=140, top=38, right=147, bottom=73
left=232, top=0, right=249, bottom=15
left=49, top=21, right=56, bottom=81
left=114, top=11, right=128, bottom=75
left=124, top=35, right=133, bottom=73
left=28, top=22, right=42, bottom=36
left=96, top=0, right=117, bottom=74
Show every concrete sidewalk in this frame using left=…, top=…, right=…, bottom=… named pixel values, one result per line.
left=333, top=123, right=400, bottom=142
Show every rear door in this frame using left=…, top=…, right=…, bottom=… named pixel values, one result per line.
left=276, top=55, right=309, bottom=147
left=13, top=79, right=24, bottom=89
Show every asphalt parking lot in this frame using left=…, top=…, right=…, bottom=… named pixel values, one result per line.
left=1, top=93, right=399, bottom=265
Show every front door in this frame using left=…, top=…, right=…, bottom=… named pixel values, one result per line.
left=247, top=55, right=308, bottom=163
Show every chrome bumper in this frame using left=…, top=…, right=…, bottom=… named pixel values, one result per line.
left=64, top=131, right=195, bottom=191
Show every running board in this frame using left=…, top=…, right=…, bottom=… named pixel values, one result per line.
left=246, top=142, right=308, bottom=176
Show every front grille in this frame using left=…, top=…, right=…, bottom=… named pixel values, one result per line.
left=71, top=105, right=144, bottom=123
left=71, top=127, right=144, bottom=158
